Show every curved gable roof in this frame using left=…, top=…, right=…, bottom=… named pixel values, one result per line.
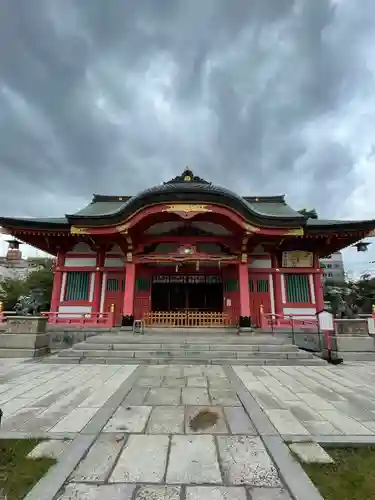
left=66, top=169, right=305, bottom=227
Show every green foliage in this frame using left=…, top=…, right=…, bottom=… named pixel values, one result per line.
left=298, top=208, right=318, bottom=219
left=0, top=258, right=54, bottom=311
left=0, top=277, right=27, bottom=310
left=25, top=258, right=54, bottom=310
left=324, top=274, right=375, bottom=316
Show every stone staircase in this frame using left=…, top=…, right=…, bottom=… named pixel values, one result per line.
left=46, top=330, right=325, bottom=365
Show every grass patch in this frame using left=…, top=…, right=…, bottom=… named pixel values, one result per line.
left=0, top=439, right=56, bottom=500
left=302, top=446, right=375, bottom=500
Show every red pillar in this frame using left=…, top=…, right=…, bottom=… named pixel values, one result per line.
left=123, top=262, right=136, bottom=318
left=238, top=262, right=250, bottom=318
left=50, top=252, right=65, bottom=314
left=272, top=255, right=283, bottom=318
left=313, top=255, right=325, bottom=312
left=92, top=248, right=105, bottom=314
left=313, top=271, right=325, bottom=312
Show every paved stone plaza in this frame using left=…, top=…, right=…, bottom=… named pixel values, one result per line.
left=2, top=360, right=375, bottom=499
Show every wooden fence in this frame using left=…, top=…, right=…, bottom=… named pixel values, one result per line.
left=143, top=311, right=231, bottom=327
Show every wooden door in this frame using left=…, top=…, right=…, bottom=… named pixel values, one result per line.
left=104, top=272, right=125, bottom=325
left=133, top=276, right=151, bottom=320
left=249, top=274, right=271, bottom=327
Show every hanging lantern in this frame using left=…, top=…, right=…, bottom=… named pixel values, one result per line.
left=175, top=264, right=179, bottom=272
left=353, top=241, right=371, bottom=252
left=218, top=261, right=221, bottom=269
left=196, top=261, right=199, bottom=271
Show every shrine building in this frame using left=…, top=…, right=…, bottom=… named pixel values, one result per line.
left=1, top=168, right=374, bottom=329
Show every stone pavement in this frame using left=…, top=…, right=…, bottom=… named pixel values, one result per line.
left=5, top=359, right=375, bottom=498
left=234, top=362, right=375, bottom=442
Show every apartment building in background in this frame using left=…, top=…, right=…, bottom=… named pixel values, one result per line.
left=320, top=251, right=345, bottom=282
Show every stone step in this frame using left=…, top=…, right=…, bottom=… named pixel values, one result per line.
left=72, top=342, right=299, bottom=353
left=44, top=356, right=325, bottom=366
left=86, top=334, right=290, bottom=345
left=58, top=348, right=316, bottom=360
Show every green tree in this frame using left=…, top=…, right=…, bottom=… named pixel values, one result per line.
left=0, top=277, right=26, bottom=310
left=350, top=273, right=375, bottom=314
left=324, top=273, right=375, bottom=316
left=24, top=258, right=54, bottom=310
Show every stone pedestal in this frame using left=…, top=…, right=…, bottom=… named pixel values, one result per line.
left=0, top=316, right=50, bottom=358
left=7, top=316, right=48, bottom=334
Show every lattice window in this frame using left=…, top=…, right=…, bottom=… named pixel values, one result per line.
left=136, top=278, right=150, bottom=292
left=249, top=280, right=254, bottom=292
left=224, top=279, right=238, bottom=292
left=285, top=274, right=310, bottom=303
left=256, top=279, right=269, bottom=293
left=106, top=278, right=119, bottom=292
left=64, top=272, right=90, bottom=301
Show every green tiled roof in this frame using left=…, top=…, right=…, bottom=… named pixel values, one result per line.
left=0, top=216, right=68, bottom=226
left=72, top=201, right=125, bottom=217
left=245, top=201, right=302, bottom=218
left=306, top=218, right=375, bottom=227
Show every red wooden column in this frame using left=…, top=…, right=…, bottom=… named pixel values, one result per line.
left=92, top=248, right=105, bottom=314
left=272, top=255, right=283, bottom=317
left=123, top=262, right=136, bottom=318
left=313, top=255, right=325, bottom=312
left=238, top=262, right=251, bottom=319
left=50, top=251, right=65, bottom=314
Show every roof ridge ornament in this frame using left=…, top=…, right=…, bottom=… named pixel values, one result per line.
left=164, top=167, right=211, bottom=185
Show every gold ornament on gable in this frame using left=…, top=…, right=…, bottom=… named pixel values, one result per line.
left=284, top=228, right=304, bottom=236
left=163, top=204, right=212, bottom=213
left=70, top=226, right=89, bottom=235
left=116, top=223, right=129, bottom=234
left=244, top=223, right=260, bottom=234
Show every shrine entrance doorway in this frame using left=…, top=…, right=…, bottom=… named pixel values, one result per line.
left=151, top=274, right=223, bottom=312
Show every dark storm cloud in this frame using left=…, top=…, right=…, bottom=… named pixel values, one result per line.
left=0, top=0, right=374, bottom=224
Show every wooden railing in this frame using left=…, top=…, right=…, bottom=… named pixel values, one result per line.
left=143, top=311, right=231, bottom=327
left=41, top=312, right=115, bottom=328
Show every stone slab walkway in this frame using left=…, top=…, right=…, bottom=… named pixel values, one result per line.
left=6, top=359, right=375, bottom=498
left=234, top=362, right=375, bottom=442
left=53, top=365, right=292, bottom=499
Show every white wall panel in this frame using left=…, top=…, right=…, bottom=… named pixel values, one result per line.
left=65, top=257, right=96, bottom=267
left=269, top=274, right=275, bottom=316
left=58, top=305, right=92, bottom=317
left=280, top=274, right=286, bottom=303
left=100, top=272, right=107, bottom=313
left=283, top=307, right=316, bottom=318
left=309, top=275, right=316, bottom=304
left=89, top=272, right=95, bottom=301
left=59, top=272, right=67, bottom=302
left=104, top=257, right=124, bottom=267
left=249, top=259, right=272, bottom=268
left=70, top=243, right=95, bottom=253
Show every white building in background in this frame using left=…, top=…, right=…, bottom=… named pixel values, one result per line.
left=0, top=240, right=32, bottom=281
left=320, top=251, right=345, bottom=282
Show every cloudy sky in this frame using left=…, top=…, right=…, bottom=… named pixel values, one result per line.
left=0, top=0, right=375, bottom=275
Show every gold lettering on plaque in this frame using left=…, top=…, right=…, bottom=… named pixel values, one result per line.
left=282, top=251, right=313, bottom=268
left=163, top=204, right=211, bottom=213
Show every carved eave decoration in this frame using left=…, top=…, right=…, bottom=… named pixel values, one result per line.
left=164, top=168, right=210, bottom=185
left=137, top=253, right=238, bottom=263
